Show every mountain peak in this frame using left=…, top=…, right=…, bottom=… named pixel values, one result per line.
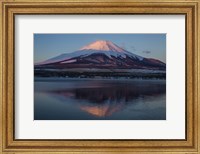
left=80, top=40, right=126, bottom=53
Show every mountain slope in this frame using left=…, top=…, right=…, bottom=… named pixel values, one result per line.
left=36, top=40, right=165, bottom=70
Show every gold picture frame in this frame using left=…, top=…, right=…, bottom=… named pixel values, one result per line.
left=0, top=0, right=199, bottom=153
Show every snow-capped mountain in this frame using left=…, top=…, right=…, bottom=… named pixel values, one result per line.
left=36, top=40, right=165, bottom=70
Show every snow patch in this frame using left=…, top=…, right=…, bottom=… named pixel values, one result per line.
left=61, top=59, right=77, bottom=64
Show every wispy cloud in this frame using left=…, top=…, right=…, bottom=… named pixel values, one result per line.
left=142, top=50, right=151, bottom=54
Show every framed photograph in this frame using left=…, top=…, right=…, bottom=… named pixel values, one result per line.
left=1, top=0, right=199, bottom=153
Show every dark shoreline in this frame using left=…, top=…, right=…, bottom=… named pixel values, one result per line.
left=34, top=69, right=166, bottom=80
left=34, top=77, right=166, bottom=83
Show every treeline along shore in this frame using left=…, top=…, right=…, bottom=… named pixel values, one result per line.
left=34, top=69, right=166, bottom=79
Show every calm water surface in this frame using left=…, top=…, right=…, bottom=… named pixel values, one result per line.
left=34, top=78, right=166, bottom=120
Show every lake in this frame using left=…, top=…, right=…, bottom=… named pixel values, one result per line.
left=34, top=78, right=166, bottom=120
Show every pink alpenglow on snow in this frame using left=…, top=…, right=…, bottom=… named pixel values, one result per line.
left=80, top=40, right=126, bottom=53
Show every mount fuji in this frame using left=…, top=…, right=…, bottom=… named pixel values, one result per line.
left=35, top=40, right=165, bottom=70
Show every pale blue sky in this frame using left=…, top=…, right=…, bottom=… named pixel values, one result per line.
left=34, top=34, right=166, bottom=63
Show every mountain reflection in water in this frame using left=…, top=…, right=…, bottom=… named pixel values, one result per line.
left=34, top=79, right=166, bottom=120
